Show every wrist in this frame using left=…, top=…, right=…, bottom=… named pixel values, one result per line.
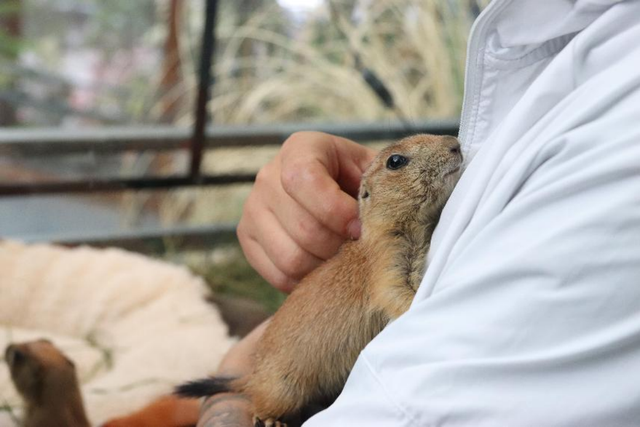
left=198, top=393, right=252, bottom=427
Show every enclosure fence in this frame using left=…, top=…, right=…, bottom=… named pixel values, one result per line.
left=0, top=0, right=459, bottom=253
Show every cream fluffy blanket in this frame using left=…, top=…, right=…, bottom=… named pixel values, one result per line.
left=0, top=241, right=234, bottom=426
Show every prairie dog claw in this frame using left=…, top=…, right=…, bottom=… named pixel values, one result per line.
left=253, top=415, right=287, bottom=427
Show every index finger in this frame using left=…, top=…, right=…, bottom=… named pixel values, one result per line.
left=280, top=132, right=376, bottom=238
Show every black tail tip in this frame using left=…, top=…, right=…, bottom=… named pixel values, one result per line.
left=174, top=377, right=234, bottom=398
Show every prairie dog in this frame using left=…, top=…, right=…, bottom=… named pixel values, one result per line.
left=178, top=134, right=463, bottom=426
left=5, top=339, right=90, bottom=427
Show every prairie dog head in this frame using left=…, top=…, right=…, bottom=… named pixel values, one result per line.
left=358, top=134, right=463, bottom=236
left=5, top=339, right=78, bottom=404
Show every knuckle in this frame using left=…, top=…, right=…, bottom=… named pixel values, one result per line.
left=236, top=230, right=256, bottom=267
left=282, top=131, right=314, bottom=150
left=316, top=197, right=343, bottom=226
left=278, top=248, right=309, bottom=279
left=256, top=260, right=296, bottom=293
left=237, top=198, right=259, bottom=237
left=280, top=160, right=308, bottom=195
left=254, top=163, right=274, bottom=187
left=270, top=273, right=296, bottom=293
left=295, top=217, right=324, bottom=249
left=236, top=219, right=249, bottom=244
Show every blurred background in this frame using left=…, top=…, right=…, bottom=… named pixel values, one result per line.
left=0, top=0, right=486, bottom=309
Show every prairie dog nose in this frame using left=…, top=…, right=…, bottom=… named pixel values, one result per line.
left=5, top=344, right=21, bottom=367
left=445, top=136, right=460, bottom=152
left=443, top=136, right=462, bottom=158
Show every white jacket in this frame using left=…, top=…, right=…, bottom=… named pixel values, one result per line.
left=306, top=0, right=640, bottom=425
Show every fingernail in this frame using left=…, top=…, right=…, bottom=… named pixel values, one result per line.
left=347, top=219, right=361, bottom=239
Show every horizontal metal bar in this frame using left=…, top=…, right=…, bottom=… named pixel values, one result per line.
left=0, top=120, right=460, bottom=155
left=0, top=126, right=190, bottom=155
left=34, top=224, right=239, bottom=253
left=0, top=174, right=256, bottom=196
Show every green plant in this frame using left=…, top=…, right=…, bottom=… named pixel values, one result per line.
left=197, top=244, right=286, bottom=313
left=0, top=1, right=23, bottom=59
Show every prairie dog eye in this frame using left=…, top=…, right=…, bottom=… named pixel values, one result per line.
left=386, top=154, right=408, bottom=170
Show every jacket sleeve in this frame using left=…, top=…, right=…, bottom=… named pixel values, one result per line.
left=304, top=16, right=640, bottom=427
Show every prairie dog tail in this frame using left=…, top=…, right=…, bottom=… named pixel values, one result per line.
left=175, top=376, right=239, bottom=398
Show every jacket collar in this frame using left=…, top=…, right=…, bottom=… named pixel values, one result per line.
left=487, top=0, right=624, bottom=57
left=458, top=0, right=624, bottom=153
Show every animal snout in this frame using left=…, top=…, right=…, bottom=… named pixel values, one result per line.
left=443, top=137, right=463, bottom=163
left=445, top=137, right=461, bottom=154
left=5, top=344, right=23, bottom=367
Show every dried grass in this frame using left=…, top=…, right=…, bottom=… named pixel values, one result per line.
left=146, top=0, right=480, bottom=229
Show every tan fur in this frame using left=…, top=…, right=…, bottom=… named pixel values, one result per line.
left=5, top=339, right=90, bottom=427
left=232, top=134, right=462, bottom=423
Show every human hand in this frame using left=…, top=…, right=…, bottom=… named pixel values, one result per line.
left=197, top=320, right=270, bottom=427
left=238, top=132, right=378, bottom=293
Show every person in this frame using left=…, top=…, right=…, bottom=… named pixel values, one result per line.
left=200, top=0, right=640, bottom=425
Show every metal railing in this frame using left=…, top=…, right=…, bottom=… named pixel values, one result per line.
left=1, top=120, right=459, bottom=252
left=0, top=120, right=459, bottom=195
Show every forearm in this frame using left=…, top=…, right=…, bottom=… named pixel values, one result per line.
left=197, top=393, right=253, bottom=427
left=198, top=320, right=271, bottom=427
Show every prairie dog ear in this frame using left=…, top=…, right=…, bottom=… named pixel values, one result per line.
left=359, top=182, right=370, bottom=200
left=64, top=356, right=76, bottom=369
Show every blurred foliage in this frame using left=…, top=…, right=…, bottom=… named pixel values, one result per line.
left=3, top=0, right=482, bottom=126
left=0, top=2, right=22, bottom=58
left=86, top=1, right=156, bottom=53
left=198, top=244, right=286, bottom=313
left=203, top=0, right=479, bottom=124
